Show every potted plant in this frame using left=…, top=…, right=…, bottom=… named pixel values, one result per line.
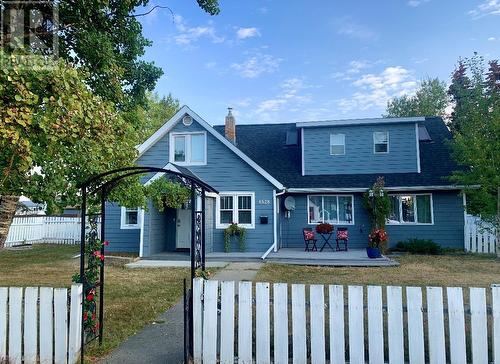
left=315, top=222, right=333, bottom=234
left=367, top=228, right=387, bottom=258
left=224, top=223, right=246, bottom=252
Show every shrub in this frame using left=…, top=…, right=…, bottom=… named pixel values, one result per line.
left=395, top=238, right=442, bottom=255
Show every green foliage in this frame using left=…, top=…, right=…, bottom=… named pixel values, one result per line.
left=362, top=177, right=391, bottom=230
left=138, top=92, right=180, bottom=141
left=145, top=178, right=190, bottom=212
left=394, top=238, right=442, bottom=255
left=223, top=223, right=246, bottom=252
left=448, top=55, right=500, bottom=229
left=385, top=77, right=448, bottom=117
left=197, top=0, right=221, bottom=15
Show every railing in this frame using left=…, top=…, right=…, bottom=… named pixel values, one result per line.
left=465, top=214, right=497, bottom=254
left=5, top=215, right=100, bottom=247
left=193, top=278, right=500, bottom=363
left=0, top=284, right=83, bottom=364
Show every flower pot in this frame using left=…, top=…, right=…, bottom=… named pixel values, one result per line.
left=366, top=247, right=381, bottom=259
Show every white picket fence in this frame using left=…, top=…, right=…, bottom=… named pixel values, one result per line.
left=465, top=214, right=498, bottom=254
left=193, top=278, right=500, bottom=364
left=5, top=216, right=98, bottom=247
left=0, top=284, right=82, bottom=364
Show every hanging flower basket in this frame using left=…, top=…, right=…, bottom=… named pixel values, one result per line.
left=315, top=223, right=333, bottom=234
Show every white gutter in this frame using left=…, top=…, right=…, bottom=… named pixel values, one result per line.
left=287, top=185, right=478, bottom=193
left=262, top=189, right=283, bottom=260
left=138, top=208, right=145, bottom=257
left=261, top=242, right=275, bottom=260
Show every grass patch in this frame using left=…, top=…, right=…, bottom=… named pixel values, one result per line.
left=0, top=244, right=189, bottom=362
left=256, top=254, right=500, bottom=288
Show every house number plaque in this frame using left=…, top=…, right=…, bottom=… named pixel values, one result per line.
left=258, top=199, right=271, bottom=205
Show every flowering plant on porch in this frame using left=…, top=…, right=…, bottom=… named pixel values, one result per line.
left=368, top=228, right=388, bottom=248
left=223, top=223, right=246, bottom=252
left=315, top=223, right=333, bottom=234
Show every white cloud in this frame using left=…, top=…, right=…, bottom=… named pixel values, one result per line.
left=231, top=53, right=282, bottom=78
left=204, top=61, right=217, bottom=69
left=236, top=27, right=261, bottom=39
left=335, top=17, right=377, bottom=40
left=336, top=66, right=418, bottom=113
left=407, top=0, right=430, bottom=7
left=330, top=59, right=381, bottom=80
left=172, top=15, right=224, bottom=45
left=488, top=36, right=496, bottom=41
left=469, top=0, right=500, bottom=19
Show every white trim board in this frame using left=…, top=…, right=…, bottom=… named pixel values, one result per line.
left=136, top=105, right=284, bottom=190
left=297, top=116, right=425, bottom=128
left=286, top=185, right=469, bottom=193
left=415, top=123, right=421, bottom=173
left=120, top=207, right=141, bottom=229
left=143, top=163, right=182, bottom=186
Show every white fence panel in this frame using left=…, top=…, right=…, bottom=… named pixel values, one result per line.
left=192, top=279, right=499, bottom=364
left=465, top=214, right=497, bottom=253
left=0, top=284, right=82, bottom=364
left=6, top=215, right=100, bottom=247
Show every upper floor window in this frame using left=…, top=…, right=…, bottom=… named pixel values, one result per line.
left=120, top=207, right=141, bottom=229
left=307, top=195, right=354, bottom=224
left=170, top=132, right=207, bottom=165
left=387, top=194, right=433, bottom=224
left=373, top=131, right=389, bottom=154
left=330, top=134, right=345, bottom=155
left=216, top=192, right=255, bottom=228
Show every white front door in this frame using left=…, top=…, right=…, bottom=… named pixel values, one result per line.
left=176, top=208, right=192, bottom=249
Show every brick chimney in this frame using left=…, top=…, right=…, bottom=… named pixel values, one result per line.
left=225, top=107, right=236, bottom=144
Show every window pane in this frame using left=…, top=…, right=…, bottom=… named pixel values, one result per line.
left=374, top=131, right=388, bottom=153
left=238, top=196, right=251, bottom=210
left=323, top=196, right=338, bottom=223
left=238, top=211, right=252, bottom=224
left=388, top=196, right=400, bottom=223
left=191, top=134, right=205, bottom=162
left=338, top=196, right=353, bottom=223
left=220, top=196, right=233, bottom=210
left=416, top=195, right=432, bottom=223
left=375, top=143, right=388, bottom=153
left=126, top=211, right=138, bottom=225
left=174, top=136, right=186, bottom=162
left=330, top=134, right=345, bottom=155
left=330, top=144, right=345, bottom=155
left=401, top=195, right=415, bottom=222
left=220, top=211, right=233, bottom=224
left=308, top=196, right=322, bottom=223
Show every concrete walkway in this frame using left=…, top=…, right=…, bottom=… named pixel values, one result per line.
left=101, top=262, right=262, bottom=363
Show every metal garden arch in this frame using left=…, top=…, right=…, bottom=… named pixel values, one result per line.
left=77, top=166, right=217, bottom=361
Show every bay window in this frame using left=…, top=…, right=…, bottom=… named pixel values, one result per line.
left=307, top=195, right=354, bottom=224
left=216, top=192, right=255, bottom=228
left=387, top=194, right=433, bottom=224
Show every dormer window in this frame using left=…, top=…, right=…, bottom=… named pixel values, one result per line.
left=169, top=132, right=207, bottom=165
left=330, top=134, right=345, bottom=155
left=373, top=131, right=389, bottom=154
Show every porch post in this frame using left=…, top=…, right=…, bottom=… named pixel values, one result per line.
left=79, top=186, right=86, bottom=364
left=201, top=188, right=206, bottom=271
left=190, top=183, right=196, bottom=281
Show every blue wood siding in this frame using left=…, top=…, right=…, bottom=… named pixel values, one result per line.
left=280, top=191, right=464, bottom=249
left=303, top=123, right=418, bottom=175
left=104, top=203, right=140, bottom=253
left=116, top=117, right=276, bottom=253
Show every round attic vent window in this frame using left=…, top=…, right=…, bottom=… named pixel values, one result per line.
left=182, top=115, right=193, bottom=126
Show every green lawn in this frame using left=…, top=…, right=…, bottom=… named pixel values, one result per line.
left=0, top=245, right=189, bottom=362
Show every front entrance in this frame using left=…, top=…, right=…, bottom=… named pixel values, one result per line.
left=176, top=207, right=192, bottom=249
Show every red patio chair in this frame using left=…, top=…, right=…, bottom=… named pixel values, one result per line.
left=303, top=228, right=318, bottom=252
left=336, top=227, right=348, bottom=251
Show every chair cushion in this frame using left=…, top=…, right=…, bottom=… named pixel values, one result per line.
left=337, top=229, right=349, bottom=240
left=304, top=230, right=315, bottom=240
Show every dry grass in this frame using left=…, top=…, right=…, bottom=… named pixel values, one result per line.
left=0, top=245, right=189, bottom=362
left=256, top=253, right=500, bottom=288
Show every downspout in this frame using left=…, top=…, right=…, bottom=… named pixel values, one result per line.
left=261, top=189, right=287, bottom=260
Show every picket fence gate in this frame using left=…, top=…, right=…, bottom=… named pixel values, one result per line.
left=192, top=278, right=500, bottom=364
left=465, top=215, right=498, bottom=254
left=6, top=216, right=100, bottom=247
left=0, top=284, right=82, bottom=364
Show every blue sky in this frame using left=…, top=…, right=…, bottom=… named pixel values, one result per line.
left=139, top=0, right=500, bottom=125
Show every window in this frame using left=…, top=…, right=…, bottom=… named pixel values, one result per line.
left=169, top=132, right=206, bottom=165
left=307, top=195, right=354, bottom=224
left=216, top=192, right=255, bottom=228
left=373, top=131, right=389, bottom=153
left=120, top=207, right=141, bottom=229
left=330, top=134, right=345, bottom=155
left=387, top=194, right=433, bottom=224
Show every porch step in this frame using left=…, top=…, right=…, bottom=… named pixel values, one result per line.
left=264, top=257, right=398, bottom=267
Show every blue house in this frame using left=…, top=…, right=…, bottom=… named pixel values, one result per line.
left=105, top=105, right=465, bottom=257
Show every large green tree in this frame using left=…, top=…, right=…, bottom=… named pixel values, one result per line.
left=385, top=77, right=448, bottom=117
left=448, top=55, right=500, bottom=239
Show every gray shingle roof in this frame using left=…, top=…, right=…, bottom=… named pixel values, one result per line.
left=213, top=117, right=461, bottom=189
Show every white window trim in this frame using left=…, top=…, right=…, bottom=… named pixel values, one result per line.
left=306, top=194, right=355, bottom=225
left=373, top=131, right=389, bottom=154
left=215, top=192, right=255, bottom=229
left=120, top=207, right=141, bottom=229
left=386, top=193, right=434, bottom=225
left=169, top=131, right=207, bottom=166
left=330, top=133, right=346, bottom=156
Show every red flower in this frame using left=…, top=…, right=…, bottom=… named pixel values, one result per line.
left=103, top=240, right=109, bottom=246
left=83, top=312, right=88, bottom=321
left=100, top=255, right=105, bottom=261
left=86, top=293, right=94, bottom=301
